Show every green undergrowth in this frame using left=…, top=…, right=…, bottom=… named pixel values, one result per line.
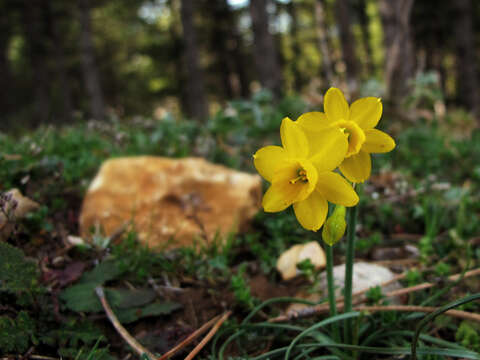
left=1, top=91, right=480, bottom=358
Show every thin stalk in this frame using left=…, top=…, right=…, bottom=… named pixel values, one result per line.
left=344, top=203, right=358, bottom=344
left=326, top=244, right=340, bottom=342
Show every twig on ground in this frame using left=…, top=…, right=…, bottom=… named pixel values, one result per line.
left=20, top=346, right=35, bottom=359
left=385, top=268, right=480, bottom=298
left=95, top=286, right=157, bottom=360
left=371, top=258, right=419, bottom=267
left=269, top=268, right=480, bottom=323
left=148, top=277, right=184, bottom=296
left=184, top=311, right=232, bottom=360
left=353, top=305, right=480, bottom=322
left=158, top=312, right=229, bottom=360
left=303, top=303, right=480, bottom=323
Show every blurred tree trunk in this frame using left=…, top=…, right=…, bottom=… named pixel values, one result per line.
left=45, top=1, right=73, bottom=123
left=22, top=0, right=50, bottom=125
left=336, top=0, right=359, bottom=93
left=180, top=0, right=209, bottom=120
left=211, top=0, right=236, bottom=99
left=453, top=0, right=480, bottom=119
left=211, top=0, right=251, bottom=99
left=0, top=8, right=12, bottom=115
left=379, top=0, right=415, bottom=106
left=78, top=0, right=105, bottom=120
left=166, top=0, right=187, bottom=114
left=315, top=0, right=333, bottom=84
left=355, top=0, right=374, bottom=75
left=232, top=26, right=251, bottom=99
left=411, top=0, right=448, bottom=96
left=287, top=1, right=302, bottom=92
left=249, top=0, right=282, bottom=99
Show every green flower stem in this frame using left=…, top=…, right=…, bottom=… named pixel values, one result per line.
left=325, top=243, right=340, bottom=343
left=344, top=202, right=358, bottom=345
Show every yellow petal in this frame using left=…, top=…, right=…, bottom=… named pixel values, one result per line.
left=280, top=117, right=309, bottom=158
left=324, top=87, right=349, bottom=122
left=296, top=112, right=333, bottom=131
left=362, top=129, right=396, bottom=153
left=339, top=151, right=371, bottom=183
left=315, top=171, right=359, bottom=206
left=308, top=127, right=348, bottom=172
left=262, top=184, right=292, bottom=212
left=293, top=190, right=328, bottom=231
left=333, top=120, right=366, bottom=157
left=253, top=146, right=287, bottom=182
left=271, top=159, right=318, bottom=203
left=349, top=97, right=382, bottom=129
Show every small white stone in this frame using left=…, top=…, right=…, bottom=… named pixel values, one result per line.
left=276, top=242, right=326, bottom=281
left=318, top=262, right=400, bottom=297
left=288, top=262, right=402, bottom=312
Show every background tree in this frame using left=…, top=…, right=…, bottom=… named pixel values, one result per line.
left=335, top=0, right=359, bottom=93
left=180, top=0, right=209, bottom=120
left=22, top=0, right=51, bottom=124
left=314, top=0, right=334, bottom=84
left=379, top=0, right=415, bottom=106
left=0, top=1, right=14, bottom=116
left=453, top=0, right=480, bottom=120
left=45, top=0, right=73, bottom=123
left=411, top=0, right=450, bottom=94
left=286, top=1, right=303, bottom=92
left=249, top=0, right=283, bottom=99
left=2, top=0, right=480, bottom=129
left=204, top=0, right=252, bottom=100
left=210, top=0, right=236, bottom=99
left=78, top=0, right=106, bottom=120
left=353, top=0, right=374, bottom=75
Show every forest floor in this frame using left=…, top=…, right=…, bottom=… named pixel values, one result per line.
left=2, top=95, right=480, bottom=359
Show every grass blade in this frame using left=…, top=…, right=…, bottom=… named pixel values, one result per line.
left=284, top=312, right=360, bottom=360
left=411, top=292, right=480, bottom=360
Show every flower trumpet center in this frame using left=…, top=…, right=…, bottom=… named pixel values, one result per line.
left=272, top=159, right=318, bottom=204
left=289, top=169, right=308, bottom=184
left=333, top=120, right=365, bottom=157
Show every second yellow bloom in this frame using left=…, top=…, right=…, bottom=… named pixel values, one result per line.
left=297, top=87, right=396, bottom=183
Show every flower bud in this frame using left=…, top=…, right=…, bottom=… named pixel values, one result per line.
left=322, top=205, right=347, bottom=246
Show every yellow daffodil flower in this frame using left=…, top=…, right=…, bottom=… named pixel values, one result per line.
left=253, top=117, right=359, bottom=231
left=297, top=87, right=396, bottom=183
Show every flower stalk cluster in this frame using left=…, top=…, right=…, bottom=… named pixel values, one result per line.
left=253, top=87, right=396, bottom=347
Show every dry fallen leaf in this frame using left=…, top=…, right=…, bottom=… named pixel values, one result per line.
left=66, top=235, right=87, bottom=247
left=2, top=154, right=22, bottom=161
left=0, top=188, right=40, bottom=240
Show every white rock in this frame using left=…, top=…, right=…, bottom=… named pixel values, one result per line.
left=276, top=242, right=326, bottom=280
left=318, top=262, right=400, bottom=297
left=288, top=262, right=401, bottom=312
